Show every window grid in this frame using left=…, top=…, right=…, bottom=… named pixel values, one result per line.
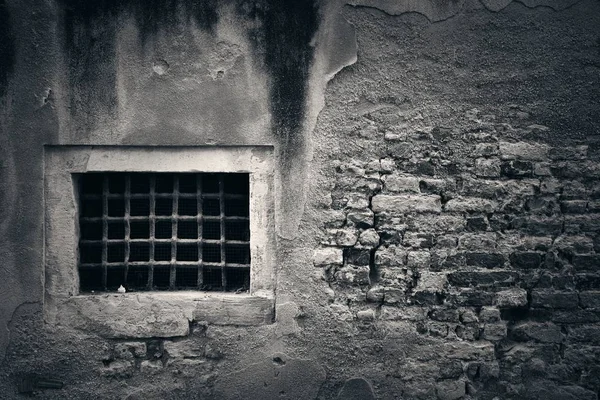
left=78, top=173, right=250, bottom=292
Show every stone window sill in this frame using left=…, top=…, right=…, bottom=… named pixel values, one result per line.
left=48, top=292, right=274, bottom=338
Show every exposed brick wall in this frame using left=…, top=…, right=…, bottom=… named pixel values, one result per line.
left=313, top=113, right=600, bottom=398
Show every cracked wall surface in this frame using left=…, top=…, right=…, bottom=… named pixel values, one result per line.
left=1, top=0, right=600, bottom=398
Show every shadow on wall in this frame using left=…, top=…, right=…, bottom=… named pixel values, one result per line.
left=0, top=0, right=15, bottom=97
left=61, top=0, right=319, bottom=158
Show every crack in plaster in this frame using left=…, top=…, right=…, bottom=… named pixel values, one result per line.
left=346, top=0, right=586, bottom=22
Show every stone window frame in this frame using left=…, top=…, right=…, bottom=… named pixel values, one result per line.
left=44, top=146, right=275, bottom=338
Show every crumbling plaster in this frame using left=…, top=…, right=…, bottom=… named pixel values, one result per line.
left=0, top=0, right=599, bottom=398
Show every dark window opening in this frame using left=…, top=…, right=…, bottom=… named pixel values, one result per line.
left=78, top=172, right=250, bottom=292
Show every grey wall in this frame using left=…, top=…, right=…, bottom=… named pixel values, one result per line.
left=1, top=0, right=599, bottom=398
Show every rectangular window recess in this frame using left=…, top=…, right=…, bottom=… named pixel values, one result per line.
left=44, top=146, right=275, bottom=333
left=78, top=172, right=251, bottom=292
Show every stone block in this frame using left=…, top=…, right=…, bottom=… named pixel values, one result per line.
left=501, top=160, right=533, bottom=178
left=444, top=198, right=497, bottom=213
left=465, top=252, right=505, bottom=268
left=482, top=323, right=507, bottom=341
left=531, top=290, right=579, bottom=309
left=568, top=325, right=600, bottom=344
left=414, top=271, right=447, bottom=293
left=572, top=254, right=600, bottom=271
left=511, top=322, right=564, bottom=343
left=475, top=158, right=501, bottom=177
left=510, top=252, right=542, bottom=269
left=580, top=291, right=600, bottom=309
left=548, top=145, right=587, bottom=160
left=346, top=208, right=374, bottom=228
left=407, top=251, right=431, bottom=268
left=436, top=379, right=466, bottom=400
left=163, top=340, right=204, bottom=359
left=561, top=200, right=588, bottom=214
left=375, top=245, right=407, bottom=267
left=372, top=194, right=442, bottom=214
left=499, top=141, right=548, bottom=161
left=479, top=307, right=500, bottom=322
left=447, top=271, right=517, bottom=287
left=114, top=342, right=147, bottom=360
left=495, top=288, right=528, bottom=308
left=313, top=247, right=343, bottom=267
left=358, top=228, right=380, bottom=247
left=334, top=265, right=370, bottom=285
left=384, top=174, right=420, bottom=192
left=474, top=143, right=499, bottom=157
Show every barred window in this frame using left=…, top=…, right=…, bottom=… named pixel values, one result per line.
left=78, top=172, right=251, bottom=292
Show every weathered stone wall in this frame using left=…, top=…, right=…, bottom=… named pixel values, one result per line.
left=1, top=0, right=600, bottom=399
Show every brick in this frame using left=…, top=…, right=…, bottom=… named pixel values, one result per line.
left=465, top=252, right=505, bottom=268
left=501, top=160, right=533, bottom=178
left=552, top=235, right=595, bottom=255
left=479, top=306, right=500, bottom=322
left=334, top=265, right=370, bottom=285
left=407, top=251, right=431, bottom=268
left=448, top=271, right=517, bottom=287
left=163, top=340, right=204, bottom=359
left=482, top=323, right=507, bottom=341
left=366, top=286, right=385, bottom=303
left=564, top=215, right=600, bottom=234
left=384, top=175, right=420, bottom=193
left=499, top=141, right=548, bottom=161
left=511, top=322, right=563, bottom=343
left=551, top=310, right=600, bottom=323
left=510, top=252, right=542, bottom=269
left=474, top=143, right=499, bottom=157
left=313, top=247, right=343, bottom=267
left=403, top=232, right=434, bottom=248
left=561, top=200, right=587, bottom=214
left=430, top=308, right=460, bottom=322
left=346, top=208, right=374, bottom=228
left=358, top=228, right=380, bottom=247
left=444, top=198, right=497, bottom=213
left=375, top=245, right=407, bottom=267
left=333, top=229, right=358, bottom=246
left=495, top=288, right=528, bottom=308
left=568, top=325, right=600, bottom=344
left=533, top=162, right=552, bottom=176
left=406, top=215, right=466, bottom=233
left=419, top=178, right=456, bottom=195
left=475, top=158, right=501, bottom=177
left=531, top=290, right=579, bottom=309
left=466, top=216, right=488, bottom=231
left=372, top=194, right=442, bottom=214
left=548, top=145, right=587, bottom=160
left=436, top=379, right=466, bottom=400
left=356, top=309, right=376, bottom=321
left=439, top=360, right=463, bottom=379
left=459, top=233, right=498, bottom=250
left=580, top=291, right=600, bottom=309
left=572, top=254, right=600, bottom=271
left=414, top=271, right=447, bottom=293
left=114, top=342, right=146, bottom=360
left=513, top=216, right=563, bottom=236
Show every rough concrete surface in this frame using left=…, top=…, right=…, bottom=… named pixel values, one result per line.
left=1, top=0, right=600, bottom=398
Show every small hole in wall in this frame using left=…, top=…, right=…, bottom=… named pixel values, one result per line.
left=216, top=70, right=224, bottom=79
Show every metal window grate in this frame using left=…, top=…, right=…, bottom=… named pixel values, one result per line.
left=78, top=172, right=251, bottom=292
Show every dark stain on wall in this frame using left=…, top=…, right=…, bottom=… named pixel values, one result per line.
left=62, top=0, right=219, bottom=45
left=0, top=0, right=15, bottom=97
left=241, top=0, right=320, bottom=157
left=60, top=0, right=220, bottom=135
